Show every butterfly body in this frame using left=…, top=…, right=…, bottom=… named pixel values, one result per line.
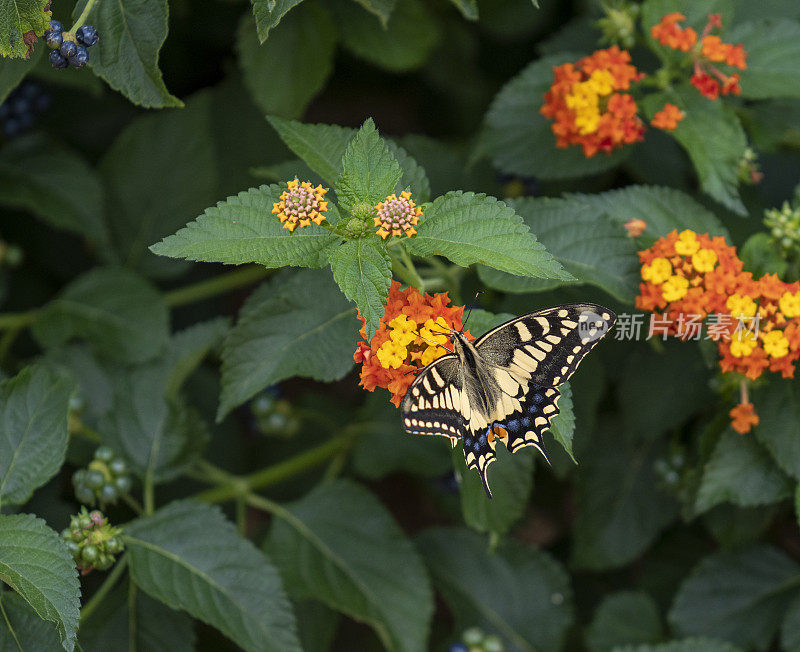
left=401, top=303, right=616, bottom=496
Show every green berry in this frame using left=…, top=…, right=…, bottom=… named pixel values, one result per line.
left=483, top=635, right=504, bottom=652
left=68, top=395, right=84, bottom=412
left=81, top=545, right=99, bottom=564
left=99, top=484, right=118, bottom=503
left=106, top=537, right=122, bottom=553
left=85, top=469, right=105, bottom=489
left=72, top=469, right=86, bottom=485
left=94, top=446, right=115, bottom=463
left=109, top=458, right=127, bottom=476
left=114, top=475, right=132, bottom=493
left=463, top=628, right=484, bottom=646
left=74, top=485, right=95, bottom=505
left=65, top=540, right=80, bottom=556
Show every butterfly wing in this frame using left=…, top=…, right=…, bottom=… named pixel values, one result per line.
left=400, top=355, right=466, bottom=447
left=475, top=303, right=616, bottom=387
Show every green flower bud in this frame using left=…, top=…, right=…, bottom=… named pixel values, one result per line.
left=463, top=628, right=484, bottom=646
left=351, top=201, right=377, bottom=223
left=114, top=475, right=132, bottom=493
left=94, top=446, right=115, bottom=463
left=74, top=485, right=96, bottom=505
left=99, top=484, right=118, bottom=504
left=484, top=635, right=505, bottom=652
left=109, top=458, right=127, bottom=477
left=85, top=469, right=105, bottom=490
left=81, top=545, right=99, bottom=564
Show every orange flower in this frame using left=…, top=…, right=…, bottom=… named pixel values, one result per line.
left=272, top=179, right=328, bottom=232
left=651, top=12, right=697, bottom=51
left=541, top=46, right=646, bottom=158
left=651, top=103, right=684, bottom=130
left=730, top=402, right=759, bottom=434
left=624, top=218, right=647, bottom=237
left=355, top=281, right=472, bottom=406
left=374, top=191, right=422, bottom=239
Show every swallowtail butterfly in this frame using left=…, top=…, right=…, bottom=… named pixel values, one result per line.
left=401, top=304, right=616, bottom=497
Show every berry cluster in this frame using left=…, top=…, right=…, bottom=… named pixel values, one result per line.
left=449, top=627, right=505, bottom=652
left=61, top=508, right=124, bottom=573
left=765, top=200, right=800, bottom=257
left=44, top=20, right=98, bottom=69
left=0, top=82, right=50, bottom=138
left=72, top=446, right=132, bottom=506
left=251, top=390, right=300, bottom=438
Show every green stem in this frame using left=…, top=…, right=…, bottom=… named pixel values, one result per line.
left=0, top=592, right=23, bottom=652
left=194, top=433, right=356, bottom=503
left=164, top=266, right=269, bottom=308
left=121, top=493, right=143, bottom=516
left=71, top=423, right=102, bottom=445
left=143, top=474, right=154, bottom=515
left=244, top=492, right=285, bottom=517
left=0, top=311, right=37, bottom=331
left=80, top=553, right=129, bottom=624
left=69, top=0, right=99, bottom=32
left=398, top=246, right=425, bottom=289
left=236, top=494, right=247, bottom=536
left=128, top=580, right=136, bottom=652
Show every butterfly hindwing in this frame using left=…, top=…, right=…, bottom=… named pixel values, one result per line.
left=475, top=303, right=616, bottom=387
left=401, top=356, right=466, bottom=446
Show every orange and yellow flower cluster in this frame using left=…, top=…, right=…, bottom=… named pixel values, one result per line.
left=651, top=13, right=747, bottom=100
left=374, top=191, right=422, bottom=239
left=272, top=179, right=328, bottom=232
left=354, top=280, right=471, bottom=406
left=637, top=230, right=800, bottom=432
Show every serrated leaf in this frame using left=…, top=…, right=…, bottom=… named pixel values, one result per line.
left=695, top=430, right=792, bottom=514
left=32, top=267, right=169, bottom=364
left=329, top=238, right=391, bottom=340
left=251, top=0, right=304, bottom=41
left=0, top=46, right=40, bottom=102
left=71, top=0, right=181, bottom=107
left=455, top=445, right=535, bottom=536
left=753, top=378, right=800, bottom=479
left=0, top=592, right=61, bottom=651
left=550, top=381, right=575, bottom=461
left=479, top=53, right=630, bottom=179
left=101, top=94, right=217, bottom=277
left=0, top=364, right=73, bottom=506
left=642, top=88, right=746, bottom=215
left=0, top=134, right=106, bottom=242
left=267, top=479, right=433, bottom=652
left=165, top=318, right=231, bottom=399
left=612, top=639, right=743, bottom=652
left=387, top=140, right=431, bottom=203
left=336, top=118, right=403, bottom=212
left=573, top=427, right=678, bottom=571
left=407, top=191, right=572, bottom=280
left=0, top=514, right=80, bottom=652
left=0, top=0, right=48, bottom=58
left=587, top=591, right=663, bottom=652
left=727, top=19, right=800, bottom=99
left=77, top=581, right=195, bottom=652
left=238, top=7, right=335, bottom=118
left=219, top=269, right=357, bottom=420
left=125, top=501, right=300, bottom=652
left=334, top=0, right=439, bottom=72
left=669, top=545, right=800, bottom=650
left=418, top=527, right=574, bottom=652
left=150, top=184, right=340, bottom=270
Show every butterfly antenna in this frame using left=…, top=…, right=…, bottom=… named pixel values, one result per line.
left=462, top=291, right=484, bottom=331
left=411, top=329, right=454, bottom=354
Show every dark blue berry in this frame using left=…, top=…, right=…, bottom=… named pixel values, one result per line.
left=69, top=45, right=89, bottom=68
left=449, top=645, right=469, bottom=652
left=45, top=30, right=63, bottom=49
left=60, top=40, right=77, bottom=59
left=49, top=49, right=69, bottom=69
left=33, top=93, right=51, bottom=113
left=48, top=20, right=63, bottom=33
left=532, top=393, right=544, bottom=404
left=16, top=113, right=33, bottom=131
left=506, top=419, right=519, bottom=431
left=11, top=96, right=29, bottom=114
left=521, top=416, right=531, bottom=427
left=3, top=118, right=21, bottom=137
left=0, top=103, right=10, bottom=120
left=76, top=24, right=99, bottom=47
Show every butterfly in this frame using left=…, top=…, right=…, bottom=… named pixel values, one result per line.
left=401, top=303, right=616, bottom=497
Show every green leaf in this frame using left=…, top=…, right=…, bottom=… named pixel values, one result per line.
left=0, top=0, right=48, bottom=58
left=100, top=94, right=217, bottom=277
left=0, top=364, right=73, bottom=506
left=251, top=0, right=304, bottom=41
left=219, top=269, right=357, bottom=420
left=448, top=0, right=478, bottom=20
left=238, top=7, right=336, bottom=119
left=781, top=593, right=800, bottom=652
left=573, top=427, right=678, bottom=570
left=418, top=527, right=574, bottom=652
left=464, top=309, right=515, bottom=337
left=587, top=591, right=663, bottom=652
left=669, top=545, right=800, bottom=650
left=329, top=238, right=391, bottom=340
left=266, top=479, right=434, bottom=652
left=267, top=116, right=353, bottom=186
left=753, top=378, right=800, bottom=480
left=456, top=445, right=535, bottom=536
left=477, top=197, right=639, bottom=302
left=550, top=381, right=576, bottom=462
left=352, top=0, right=397, bottom=25
left=612, top=639, right=743, bottom=652
left=642, top=88, right=747, bottom=215
left=125, top=500, right=300, bottom=652
left=479, top=53, right=630, bottom=179
left=71, top=0, right=181, bottom=107
left=0, top=46, right=40, bottom=102
left=336, top=118, right=403, bottom=212
left=740, top=233, right=787, bottom=277
left=150, top=184, right=340, bottom=270
left=0, top=134, right=106, bottom=242
left=77, top=582, right=195, bottom=652
left=333, top=0, right=439, bottom=72
left=0, top=513, right=80, bottom=652
left=387, top=140, right=431, bottom=203
left=703, top=503, right=776, bottom=548
left=727, top=19, right=800, bottom=99
left=407, top=191, right=572, bottom=280
left=32, top=267, right=169, bottom=364
left=165, top=318, right=231, bottom=400
left=294, top=600, right=339, bottom=652
left=695, top=430, right=792, bottom=514
left=0, top=592, right=62, bottom=651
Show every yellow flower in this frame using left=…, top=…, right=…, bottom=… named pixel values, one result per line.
left=420, top=344, right=445, bottom=366
left=726, top=294, right=757, bottom=319
left=730, top=330, right=757, bottom=357
left=762, top=330, right=790, bottom=358
left=376, top=340, right=406, bottom=369
left=388, top=315, right=417, bottom=347
left=691, top=248, right=718, bottom=273
left=420, top=317, right=450, bottom=345
left=674, top=230, right=700, bottom=255
left=662, top=275, right=689, bottom=301
left=641, top=257, right=672, bottom=284
left=779, top=291, right=800, bottom=318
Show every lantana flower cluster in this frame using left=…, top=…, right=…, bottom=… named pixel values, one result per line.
left=651, top=13, right=747, bottom=99
left=272, top=179, right=328, bottom=232
left=354, top=280, right=471, bottom=406
left=636, top=230, right=800, bottom=432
